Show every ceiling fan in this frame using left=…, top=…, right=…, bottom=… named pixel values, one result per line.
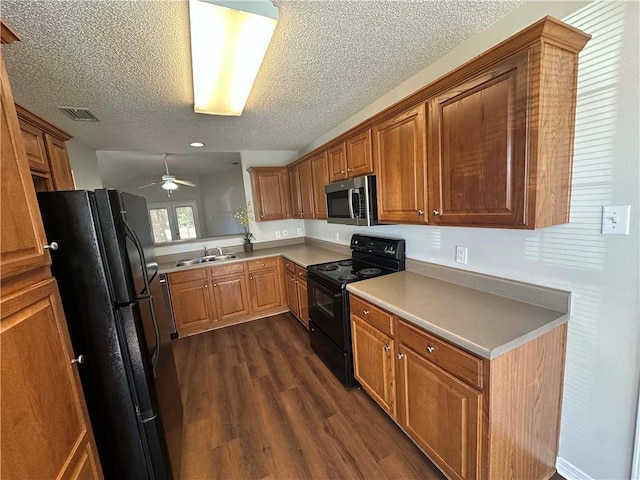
left=139, top=154, right=196, bottom=191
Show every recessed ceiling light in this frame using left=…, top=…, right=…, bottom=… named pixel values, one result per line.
left=189, top=142, right=205, bottom=147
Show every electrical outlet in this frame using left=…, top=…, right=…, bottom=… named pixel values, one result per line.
left=275, top=231, right=281, bottom=239
left=455, top=246, right=468, bottom=264
left=335, top=232, right=340, bottom=242
left=297, top=228, right=303, bottom=236
left=283, top=230, right=289, bottom=237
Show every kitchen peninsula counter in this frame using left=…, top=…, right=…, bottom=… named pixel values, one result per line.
left=347, top=270, right=569, bottom=360
left=158, top=243, right=347, bottom=274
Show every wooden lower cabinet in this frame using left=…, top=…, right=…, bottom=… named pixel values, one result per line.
left=296, top=276, right=309, bottom=327
left=351, top=314, right=396, bottom=416
left=1, top=279, right=102, bottom=480
left=285, top=270, right=299, bottom=316
left=398, top=345, right=481, bottom=480
left=168, top=257, right=288, bottom=337
left=283, top=261, right=309, bottom=328
left=350, top=294, right=567, bottom=480
left=212, top=272, right=250, bottom=320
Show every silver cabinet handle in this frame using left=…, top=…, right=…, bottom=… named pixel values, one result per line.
left=44, top=242, right=59, bottom=250
left=71, top=354, right=85, bottom=364
left=397, top=353, right=405, bottom=360
left=363, top=310, right=369, bottom=315
left=341, top=170, right=345, bottom=174
left=205, top=284, right=208, bottom=288
left=417, top=210, right=424, bottom=215
left=347, top=168, right=352, bottom=172
left=432, top=210, right=440, bottom=215
left=261, top=214, right=264, bottom=218
left=213, top=283, right=217, bottom=287
left=426, top=346, right=435, bottom=353
left=261, top=263, right=265, bottom=267
left=384, top=345, right=391, bottom=352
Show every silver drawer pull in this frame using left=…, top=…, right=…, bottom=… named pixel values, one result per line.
left=417, top=210, right=424, bottom=215
left=432, top=210, right=440, bottom=215
left=426, top=346, right=435, bottom=353
left=384, top=345, right=390, bottom=352
left=44, top=242, right=59, bottom=250
left=397, top=353, right=405, bottom=360
left=363, top=310, right=369, bottom=315
left=71, top=354, right=85, bottom=364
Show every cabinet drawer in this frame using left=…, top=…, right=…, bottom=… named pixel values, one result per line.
left=168, top=268, right=207, bottom=284
left=283, top=259, right=296, bottom=273
left=210, top=262, right=245, bottom=277
left=398, top=319, right=483, bottom=390
left=350, top=295, right=393, bottom=336
left=247, top=256, right=279, bottom=271
left=294, top=264, right=307, bottom=280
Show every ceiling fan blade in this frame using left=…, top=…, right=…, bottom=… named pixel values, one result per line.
left=139, top=181, right=163, bottom=188
left=174, top=179, right=196, bottom=187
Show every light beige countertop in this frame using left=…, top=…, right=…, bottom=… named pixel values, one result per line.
left=158, top=244, right=348, bottom=274
left=346, top=271, right=568, bottom=360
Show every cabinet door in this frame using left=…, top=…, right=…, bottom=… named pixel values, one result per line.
left=211, top=273, right=250, bottom=321
left=297, top=159, right=315, bottom=219
left=328, top=142, right=348, bottom=182
left=0, top=54, right=51, bottom=282
left=351, top=315, right=396, bottom=416
left=249, top=268, right=282, bottom=312
left=44, top=133, right=75, bottom=190
left=284, top=270, right=299, bottom=316
left=296, top=278, right=309, bottom=328
left=428, top=53, right=528, bottom=227
left=18, top=118, right=49, bottom=173
left=250, top=168, right=289, bottom=221
left=288, top=165, right=302, bottom=218
left=310, top=152, right=329, bottom=220
left=373, top=104, right=428, bottom=224
left=397, top=345, right=481, bottom=480
left=346, top=129, right=373, bottom=177
left=1, top=279, right=102, bottom=479
left=169, top=278, right=214, bottom=333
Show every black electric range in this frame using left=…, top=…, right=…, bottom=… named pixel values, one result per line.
left=307, top=234, right=405, bottom=388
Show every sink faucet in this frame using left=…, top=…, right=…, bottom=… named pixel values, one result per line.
left=203, top=246, right=209, bottom=256
left=216, top=246, right=224, bottom=255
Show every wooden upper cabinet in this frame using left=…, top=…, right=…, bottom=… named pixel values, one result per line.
left=373, top=104, right=428, bottom=224
left=0, top=54, right=52, bottom=283
left=15, top=104, right=74, bottom=192
left=248, top=167, right=290, bottom=221
left=327, top=143, right=348, bottom=182
left=428, top=53, right=528, bottom=228
left=1, top=279, right=102, bottom=480
left=310, top=152, right=329, bottom=219
left=328, top=130, right=374, bottom=183
left=345, top=129, right=374, bottom=178
left=288, top=160, right=314, bottom=219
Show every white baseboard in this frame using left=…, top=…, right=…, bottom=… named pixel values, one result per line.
left=557, top=457, right=593, bottom=480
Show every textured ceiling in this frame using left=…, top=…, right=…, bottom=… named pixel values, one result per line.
left=2, top=0, right=526, bottom=158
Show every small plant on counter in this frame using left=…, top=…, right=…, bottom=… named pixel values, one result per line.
left=234, top=202, right=255, bottom=251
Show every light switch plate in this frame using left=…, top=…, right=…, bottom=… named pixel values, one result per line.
left=602, top=205, right=631, bottom=235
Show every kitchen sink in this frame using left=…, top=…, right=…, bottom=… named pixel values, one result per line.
left=175, top=253, right=237, bottom=267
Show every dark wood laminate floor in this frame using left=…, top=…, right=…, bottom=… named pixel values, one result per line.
left=172, top=313, right=565, bottom=480
left=172, top=313, right=445, bottom=479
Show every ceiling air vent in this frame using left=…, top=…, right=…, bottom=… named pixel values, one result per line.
left=57, top=106, right=100, bottom=122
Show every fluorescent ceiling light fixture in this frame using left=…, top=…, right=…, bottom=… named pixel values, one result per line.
left=162, top=181, right=179, bottom=191
left=189, top=0, right=278, bottom=116
left=189, top=142, right=205, bottom=147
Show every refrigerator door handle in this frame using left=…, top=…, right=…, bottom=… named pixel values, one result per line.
left=123, top=220, right=160, bottom=373
left=136, top=405, right=158, bottom=424
left=122, top=219, right=151, bottom=299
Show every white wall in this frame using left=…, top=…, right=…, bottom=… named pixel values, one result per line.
left=65, top=138, right=102, bottom=190
left=305, top=2, right=640, bottom=478
left=240, top=150, right=305, bottom=242
left=199, top=170, right=246, bottom=237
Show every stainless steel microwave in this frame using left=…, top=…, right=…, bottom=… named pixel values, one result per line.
left=324, top=175, right=378, bottom=226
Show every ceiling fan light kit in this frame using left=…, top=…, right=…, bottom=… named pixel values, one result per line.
left=139, top=154, right=197, bottom=192
left=188, top=0, right=278, bottom=116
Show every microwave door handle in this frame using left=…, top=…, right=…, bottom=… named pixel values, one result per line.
left=352, top=189, right=362, bottom=218
left=348, top=188, right=355, bottom=218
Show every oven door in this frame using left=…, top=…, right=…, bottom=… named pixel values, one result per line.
left=307, top=275, right=348, bottom=350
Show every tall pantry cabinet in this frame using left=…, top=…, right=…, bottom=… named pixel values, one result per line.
left=0, top=21, right=102, bottom=479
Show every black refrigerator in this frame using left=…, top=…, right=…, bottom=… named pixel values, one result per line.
left=37, top=189, right=183, bottom=479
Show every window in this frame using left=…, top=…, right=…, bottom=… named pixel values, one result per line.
left=148, top=201, right=200, bottom=243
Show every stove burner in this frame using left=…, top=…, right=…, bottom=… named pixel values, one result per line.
left=338, top=260, right=353, bottom=266
left=339, top=274, right=359, bottom=282
left=317, top=263, right=339, bottom=271
left=358, top=267, right=383, bottom=278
